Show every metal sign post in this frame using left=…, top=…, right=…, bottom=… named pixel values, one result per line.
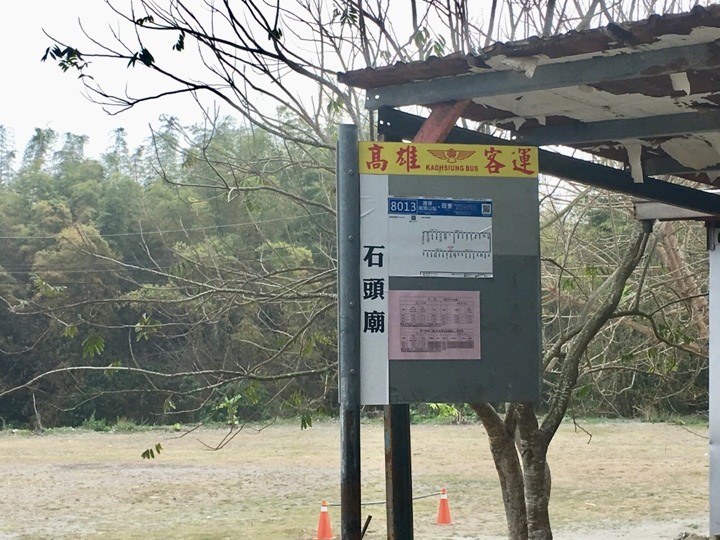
left=337, top=124, right=362, bottom=540
left=385, top=403, right=413, bottom=540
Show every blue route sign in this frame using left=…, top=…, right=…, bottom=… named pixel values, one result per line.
left=388, top=197, right=492, bottom=217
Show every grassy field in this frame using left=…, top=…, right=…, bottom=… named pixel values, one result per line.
left=0, top=419, right=710, bottom=539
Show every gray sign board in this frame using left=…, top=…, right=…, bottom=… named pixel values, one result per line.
left=358, top=141, right=541, bottom=404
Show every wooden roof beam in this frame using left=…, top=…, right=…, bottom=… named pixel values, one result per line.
left=412, top=100, right=471, bottom=143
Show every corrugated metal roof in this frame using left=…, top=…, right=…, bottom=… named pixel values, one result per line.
left=338, top=4, right=720, bottom=186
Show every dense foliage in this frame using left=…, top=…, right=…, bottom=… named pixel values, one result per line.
left=0, top=120, right=338, bottom=428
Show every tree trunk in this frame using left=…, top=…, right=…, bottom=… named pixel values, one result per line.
left=471, top=402, right=528, bottom=540
left=516, top=403, right=552, bottom=540
left=473, top=400, right=554, bottom=540
left=523, top=450, right=551, bottom=540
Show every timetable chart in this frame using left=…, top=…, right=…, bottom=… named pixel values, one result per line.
left=388, top=290, right=481, bottom=361
left=387, top=197, right=493, bottom=278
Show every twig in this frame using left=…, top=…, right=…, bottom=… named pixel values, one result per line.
left=676, top=423, right=709, bottom=440
left=361, top=515, right=373, bottom=538
left=572, top=416, right=593, bottom=444
left=32, top=393, right=44, bottom=432
left=168, top=423, right=204, bottom=439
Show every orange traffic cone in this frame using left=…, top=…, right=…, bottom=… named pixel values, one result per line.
left=316, top=500, right=333, bottom=539
left=436, top=488, right=452, bottom=525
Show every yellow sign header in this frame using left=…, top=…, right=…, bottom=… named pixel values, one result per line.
left=358, top=141, right=538, bottom=178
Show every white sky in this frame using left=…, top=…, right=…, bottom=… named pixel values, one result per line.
left=1, top=1, right=681, bottom=162
left=1, top=2, right=199, bottom=159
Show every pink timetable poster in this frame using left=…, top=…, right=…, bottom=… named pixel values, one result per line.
left=388, top=290, right=481, bottom=361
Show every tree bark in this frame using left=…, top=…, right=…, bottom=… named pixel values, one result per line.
left=471, top=402, right=528, bottom=540
left=516, top=403, right=552, bottom=540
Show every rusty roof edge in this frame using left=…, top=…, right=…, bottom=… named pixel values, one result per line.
left=363, top=40, right=720, bottom=110
left=337, top=53, right=471, bottom=89
left=479, top=4, right=720, bottom=58
left=338, top=4, right=720, bottom=90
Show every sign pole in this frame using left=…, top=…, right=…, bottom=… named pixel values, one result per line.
left=381, top=126, right=415, bottom=540
left=384, top=104, right=470, bottom=540
left=385, top=403, right=413, bottom=540
left=337, top=124, right=362, bottom=540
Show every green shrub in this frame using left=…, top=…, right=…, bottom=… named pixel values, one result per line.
left=80, top=412, right=109, bottom=431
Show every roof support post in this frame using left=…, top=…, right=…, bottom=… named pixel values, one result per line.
left=709, top=223, right=720, bottom=538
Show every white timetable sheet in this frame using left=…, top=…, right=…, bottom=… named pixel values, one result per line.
left=387, top=197, right=493, bottom=278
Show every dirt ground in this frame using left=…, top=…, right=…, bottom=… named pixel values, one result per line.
left=0, top=419, right=710, bottom=539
